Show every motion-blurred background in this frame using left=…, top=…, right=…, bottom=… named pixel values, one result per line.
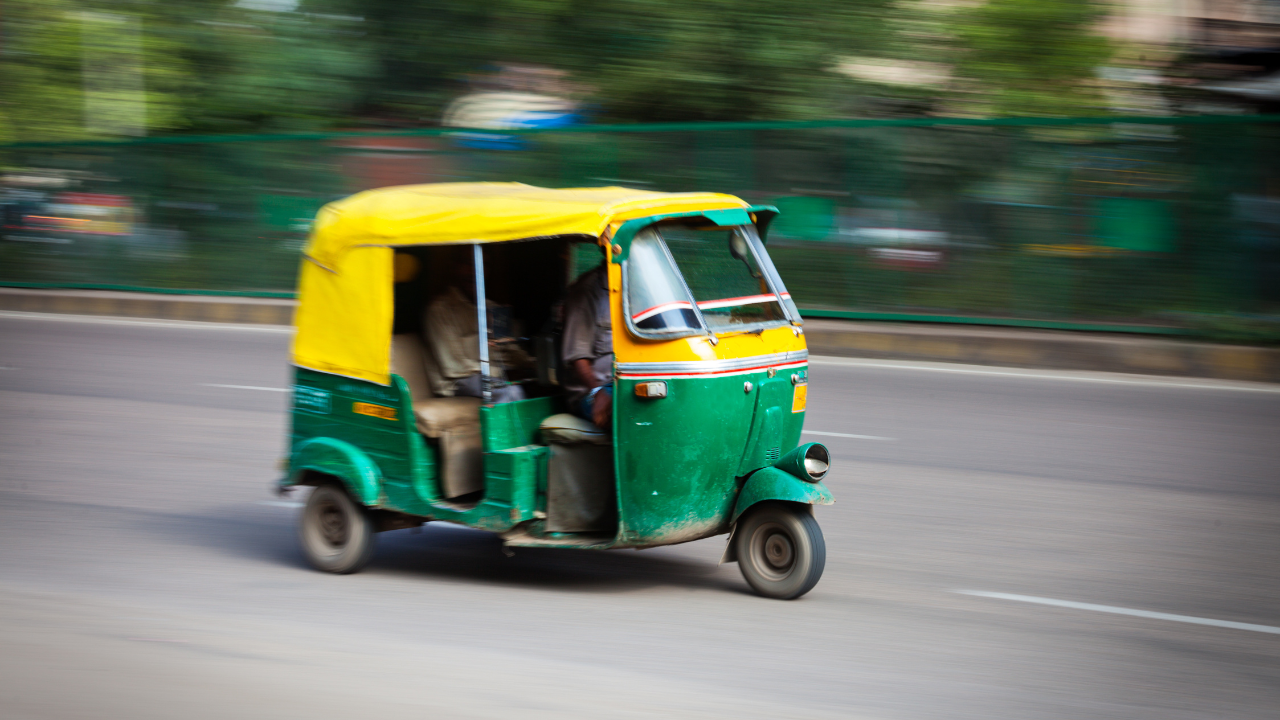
left=2, top=0, right=1278, bottom=337
left=3, top=5, right=1280, bottom=720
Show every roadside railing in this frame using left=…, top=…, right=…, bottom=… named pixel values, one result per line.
left=3, top=115, right=1278, bottom=339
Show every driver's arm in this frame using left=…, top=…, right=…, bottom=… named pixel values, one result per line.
left=572, top=358, right=596, bottom=388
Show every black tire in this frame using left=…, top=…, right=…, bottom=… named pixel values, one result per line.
left=734, top=502, right=826, bottom=599
left=299, top=484, right=375, bottom=574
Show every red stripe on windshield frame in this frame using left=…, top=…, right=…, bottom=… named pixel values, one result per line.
left=631, top=292, right=792, bottom=321
left=631, top=300, right=695, bottom=322
left=695, top=291, right=790, bottom=311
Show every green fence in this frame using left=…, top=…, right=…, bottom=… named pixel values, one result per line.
left=3, top=116, right=1279, bottom=338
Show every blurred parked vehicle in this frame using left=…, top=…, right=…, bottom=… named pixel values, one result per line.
left=3, top=191, right=134, bottom=245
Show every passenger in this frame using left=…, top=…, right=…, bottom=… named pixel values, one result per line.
left=562, top=262, right=612, bottom=428
left=422, top=251, right=527, bottom=403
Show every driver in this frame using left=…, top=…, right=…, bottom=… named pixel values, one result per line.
left=561, top=262, right=612, bottom=428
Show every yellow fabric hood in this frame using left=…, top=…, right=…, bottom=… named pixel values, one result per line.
left=293, top=183, right=750, bottom=385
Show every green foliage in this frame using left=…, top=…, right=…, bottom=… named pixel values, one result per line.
left=333, top=0, right=895, bottom=122
left=951, top=0, right=1112, bottom=117
left=565, top=0, right=894, bottom=121
left=172, top=7, right=376, bottom=133
left=0, top=1, right=376, bottom=142
left=0, top=0, right=1119, bottom=136
left=0, top=0, right=89, bottom=143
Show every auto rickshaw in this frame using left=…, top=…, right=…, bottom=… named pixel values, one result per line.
left=280, top=183, right=834, bottom=599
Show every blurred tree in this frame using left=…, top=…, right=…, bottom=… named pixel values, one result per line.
left=355, top=0, right=895, bottom=122
left=950, top=0, right=1113, bottom=117
left=0, top=1, right=376, bottom=142
left=2, top=0, right=1118, bottom=138
left=0, top=0, right=91, bottom=143
left=578, top=0, right=896, bottom=121
left=169, top=5, right=376, bottom=133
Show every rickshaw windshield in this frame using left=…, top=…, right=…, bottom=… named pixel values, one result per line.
left=625, top=228, right=703, bottom=335
left=660, top=224, right=796, bottom=331
left=624, top=223, right=798, bottom=337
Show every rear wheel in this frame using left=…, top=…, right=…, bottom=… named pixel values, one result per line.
left=734, top=502, right=825, bottom=599
left=299, top=484, right=375, bottom=574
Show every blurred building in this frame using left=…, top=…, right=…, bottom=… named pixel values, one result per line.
left=1106, top=0, right=1280, bottom=113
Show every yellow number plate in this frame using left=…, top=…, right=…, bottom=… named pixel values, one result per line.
left=353, top=402, right=398, bottom=421
left=791, top=384, right=808, bottom=413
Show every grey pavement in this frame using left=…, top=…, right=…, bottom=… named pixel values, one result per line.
left=1, top=313, right=1278, bottom=719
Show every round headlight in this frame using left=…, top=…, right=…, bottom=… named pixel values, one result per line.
left=803, top=443, right=829, bottom=481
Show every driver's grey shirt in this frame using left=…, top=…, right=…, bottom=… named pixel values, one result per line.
left=561, top=264, right=612, bottom=409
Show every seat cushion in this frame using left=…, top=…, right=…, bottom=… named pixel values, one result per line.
left=539, top=413, right=610, bottom=446
left=391, top=334, right=434, bottom=403
left=438, top=425, right=483, bottom=499
left=413, top=396, right=482, bottom=438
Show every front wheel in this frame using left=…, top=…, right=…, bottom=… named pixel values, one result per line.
left=734, top=502, right=826, bottom=599
left=299, top=484, right=375, bottom=574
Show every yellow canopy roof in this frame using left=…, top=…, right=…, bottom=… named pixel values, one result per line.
left=294, top=183, right=752, bottom=385
left=305, top=182, right=750, bottom=268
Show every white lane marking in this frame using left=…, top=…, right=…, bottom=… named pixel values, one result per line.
left=203, top=383, right=288, bottom=392
left=258, top=500, right=303, bottom=508
left=0, top=310, right=293, bottom=333
left=810, top=356, right=1280, bottom=394
left=956, top=591, right=1280, bottom=635
left=803, top=430, right=895, bottom=441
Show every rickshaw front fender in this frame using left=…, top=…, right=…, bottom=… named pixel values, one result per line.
left=287, top=437, right=382, bottom=507
left=731, top=466, right=835, bottom=525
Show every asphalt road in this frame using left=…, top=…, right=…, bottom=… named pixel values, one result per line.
left=1, top=312, right=1278, bottom=720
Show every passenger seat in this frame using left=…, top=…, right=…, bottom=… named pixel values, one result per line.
left=390, top=334, right=483, bottom=499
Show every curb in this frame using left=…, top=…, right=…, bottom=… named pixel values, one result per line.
left=803, top=319, right=1280, bottom=384
left=0, top=287, right=294, bottom=326
left=3, top=288, right=1277, bottom=383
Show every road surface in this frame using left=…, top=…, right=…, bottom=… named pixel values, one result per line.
left=1, top=312, right=1278, bottom=720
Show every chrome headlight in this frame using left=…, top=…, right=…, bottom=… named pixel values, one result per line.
left=775, top=442, right=830, bottom=483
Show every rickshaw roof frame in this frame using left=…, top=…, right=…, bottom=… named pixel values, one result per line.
left=608, top=205, right=780, bottom=264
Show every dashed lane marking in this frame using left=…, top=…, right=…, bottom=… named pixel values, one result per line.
left=203, top=384, right=288, bottom=392
left=955, top=590, right=1280, bottom=635
left=810, top=356, right=1280, bottom=393
left=802, top=430, right=895, bottom=441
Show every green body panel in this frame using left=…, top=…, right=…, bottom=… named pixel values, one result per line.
left=286, top=368, right=418, bottom=508
left=288, top=436, right=383, bottom=506
left=736, top=375, right=804, bottom=476
left=285, top=362, right=824, bottom=548
left=284, top=367, right=551, bottom=532
left=731, top=466, right=834, bottom=524
left=481, top=397, right=559, bottom=451
left=612, top=367, right=806, bottom=547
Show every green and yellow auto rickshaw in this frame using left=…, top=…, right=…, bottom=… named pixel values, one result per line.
left=280, top=183, right=834, bottom=599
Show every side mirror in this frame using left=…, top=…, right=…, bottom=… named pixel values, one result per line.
left=729, top=231, right=762, bottom=278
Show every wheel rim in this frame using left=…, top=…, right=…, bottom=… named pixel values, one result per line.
left=318, top=498, right=349, bottom=548
left=309, top=492, right=350, bottom=553
left=751, top=522, right=796, bottom=581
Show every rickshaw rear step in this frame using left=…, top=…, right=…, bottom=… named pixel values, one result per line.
left=500, top=528, right=616, bottom=549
